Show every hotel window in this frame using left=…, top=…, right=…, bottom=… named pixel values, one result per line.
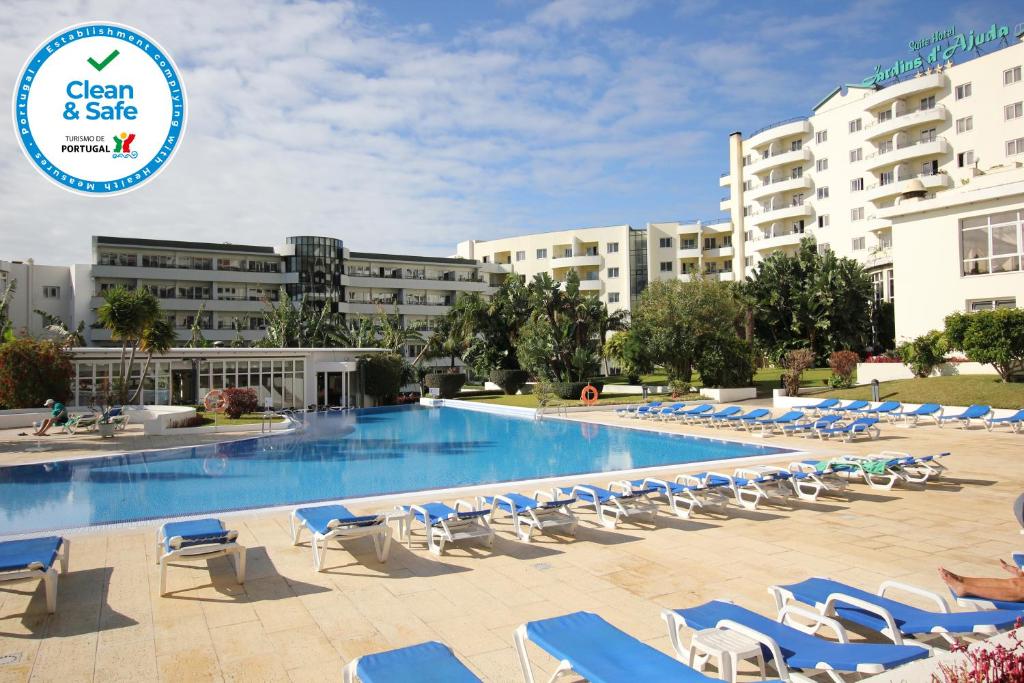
left=744, top=256, right=753, bottom=267
left=919, top=95, right=935, bottom=110
left=815, top=159, right=828, bottom=172
left=1008, top=138, right=1024, bottom=156
left=958, top=150, right=975, bottom=168
left=723, top=235, right=732, bottom=247
left=481, top=256, right=489, bottom=263
left=792, top=220, right=806, bottom=234
left=815, top=130, right=827, bottom=144
left=850, top=178, right=864, bottom=192
left=703, top=237, right=717, bottom=250
left=536, top=248, right=547, bottom=259
left=1006, top=66, right=1022, bottom=85
left=818, top=215, right=829, bottom=229
left=681, top=238, right=696, bottom=249
left=817, top=243, right=831, bottom=254
left=852, top=237, right=866, bottom=251
left=743, top=206, right=751, bottom=217
left=658, top=237, right=672, bottom=248
left=791, top=166, right=803, bottom=179
left=880, top=170, right=894, bottom=185
left=792, top=193, right=805, bottom=206
left=922, top=159, right=938, bottom=176
left=961, top=210, right=1024, bottom=276
left=956, top=116, right=973, bottom=133
left=877, top=110, right=892, bottom=123
left=920, top=128, right=936, bottom=143
left=848, top=119, right=862, bottom=133
left=743, top=180, right=753, bottom=190
left=42, top=286, right=60, bottom=298
left=515, top=250, right=525, bottom=262
left=851, top=207, right=864, bottom=221
left=955, top=82, right=972, bottom=100
left=878, top=140, right=893, bottom=154
left=743, top=154, right=752, bottom=165
left=606, top=242, right=619, bottom=253
left=1006, top=102, right=1023, bottom=121
left=744, top=230, right=754, bottom=242
left=790, top=139, right=803, bottom=151
left=607, top=292, right=620, bottom=303
left=607, top=267, right=619, bottom=278
left=970, top=298, right=1017, bottom=311
left=849, top=148, right=862, bottom=163
left=816, top=187, right=829, bottom=200
left=659, top=261, right=673, bottom=272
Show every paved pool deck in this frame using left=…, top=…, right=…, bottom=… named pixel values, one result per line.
left=0, top=409, right=1021, bottom=681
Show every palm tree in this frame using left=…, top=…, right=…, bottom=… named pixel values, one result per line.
left=96, top=286, right=165, bottom=404
left=34, top=310, right=86, bottom=347
left=128, top=317, right=176, bottom=403
left=0, top=278, right=17, bottom=341
left=187, top=303, right=210, bottom=348
left=377, top=305, right=424, bottom=355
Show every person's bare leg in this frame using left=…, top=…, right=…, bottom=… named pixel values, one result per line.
left=939, top=567, right=1024, bottom=602
left=33, top=419, right=52, bottom=436
left=1000, top=559, right=1024, bottom=577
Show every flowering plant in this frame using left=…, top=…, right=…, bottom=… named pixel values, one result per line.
left=934, top=618, right=1024, bottom=682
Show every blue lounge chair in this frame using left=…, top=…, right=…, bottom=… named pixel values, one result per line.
left=849, top=400, right=902, bottom=420
left=680, top=472, right=767, bottom=511
left=671, top=403, right=715, bottom=422
left=815, top=416, right=881, bottom=441
left=515, top=611, right=746, bottom=683
left=772, top=577, right=1024, bottom=645
left=697, top=405, right=742, bottom=425
left=398, top=501, right=494, bottom=556
left=343, top=641, right=480, bottom=683
left=832, top=400, right=870, bottom=413
left=648, top=402, right=687, bottom=420
left=715, top=407, right=770, bottom=429
left=745, top=410, right=805, bottom=436
left=896, top=403, right=943, bottom=426
left=987, top=408, right=1024, bottom=432
left=557, top=483, right=658, bottom=528
left=781, top=414, right=842, bottom=437
left=614, top=401, right=660, bottom=417
left=158, top=518, right=245, bottom=596
left=478, top=492, right=576, bottom=541
left=618, top=478, right=706, bottom=519
left=290, top=504, right=392, bottom=570
left=938, top=404, right=991, bottom=429
left=665, top=600, right=929, bottom=680
left=623, top=401, right=663, bottom=419
left=0, top=536, right=70, bottom=614
left=794, top=398, right=840, bottom=414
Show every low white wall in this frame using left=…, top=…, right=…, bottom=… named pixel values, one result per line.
left=0, top=408, right=53, bottom=429
left=128, top=406, right=197, bottom=435
left=856, top=361, right=997, bottom=383
left=700, top=387, right=756, bottom=402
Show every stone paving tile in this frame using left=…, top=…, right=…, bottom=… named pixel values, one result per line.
left=2, top=413, right=1024, bottom=680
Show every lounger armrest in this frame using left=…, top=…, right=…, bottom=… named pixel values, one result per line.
left=823, top=592, right=904, bottom=644
left=878, top=580, right=950, bottom=613
left=778, top=604, right=850, bottom=644
left=534, top=489, right=555, bottom=502
left=706, top=472, right=735, bottom=485
left=607, top=480, right=632, bottom=495
left=713, top=618, right=792, bottom=677
left=453, top=499, right=477, bottom=513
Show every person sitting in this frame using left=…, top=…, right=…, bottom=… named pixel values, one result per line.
left=34, top=398, right=69, bottom=436
left=939, top=564, right=1024, bottom=603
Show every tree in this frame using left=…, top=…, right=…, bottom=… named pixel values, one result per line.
left=741, top=239, right=873, bottom=362
left=945, top=309, right=1024, bottom=382
left=129, top=317, right=176, bottom=403
left=630, top=277, right=740, bottom=385
left=34, top=310, right=86, bottom=348
left=187, top=302, right=210, bottom=348
left=418, top=296, right=478, bottom=370
left=896, top=330, right=947, bottom=378
left=0, top=279, right=17, bottom=341
left=0, top=338, right=73, bottom=408
left=603, top=330, right=653, bottom=383
left=467, top=274, right=532, bottom=373
left=95, top=286, right=169, bottom=404
left=377, top=305, right=424, bottom=355
left=258, top=288, right=348, bottom=348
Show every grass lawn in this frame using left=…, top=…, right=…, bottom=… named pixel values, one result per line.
left=457, top=391, right=701, bottom=408
left=819, top=375, right=1024, bottom=410
left=604, top=367, right=837, bottom=397
left=193, top=410, right=286, bottom=427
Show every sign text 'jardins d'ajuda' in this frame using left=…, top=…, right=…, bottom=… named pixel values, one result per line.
left=862, top=22, right=1012, bottom=87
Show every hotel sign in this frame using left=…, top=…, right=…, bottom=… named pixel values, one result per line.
left=862, top=22, right=1011, bottom=87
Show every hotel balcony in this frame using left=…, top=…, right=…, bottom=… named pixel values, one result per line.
left=550, top=253, right=602, bottom=268
left=748, top=202, right=813, bottom=228
left=864, top=172, right=953, bottom=202
left=578, top=279, right=603, bottom=292
left=678, top=247, right=701, bottom=259
left=864, top=216, right=892, bottom=233
left=719, top=197, right=732, bottom=212
left=744, top=147, right=812, bottom=176
left=868, top=72, right=947, bottom=109
left=702, top=246, right=734, bottom=258
left=719, top=173, right=731, bottom=187
left=746, top=118, right=812, bottom=152
left=864, top=105, right=948, bottom=141
left=751, top=229, right=812, bottom=253
left=703, top=271, right=735, bottom=282
left=744, top=174, right=813, bottom=202
left=702, top=221, right=732, bottom=234
left=863, top=137, right=950, bottom=172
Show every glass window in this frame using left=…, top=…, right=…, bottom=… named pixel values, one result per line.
left=849, top=148, right=862, bottom=163
left=958, top=150, right=975, bottom=168
left=852, top=237, right=865, bottom=250
left=607, top=267, right=619, bottom=278
left=607, top=292, right=619, bottom=303
left=1008, top=138, right=1024, bottom=156
left=851, top=207, right=864, bottom=221
left=956, top=116, right=973, bottom=133
left=816, top=187, right=829, bottom=200
left=818, top=215, right=829, bottom=228
left=850, top=178, right=864, bottom=191
left=606, top=242, right=619, bottom=253
left=659, top=261, right=672, bottom=272
left=955, top=83, right=972, bottom=99
left=961, top=211, right=1024, bottom=276
left=1006, top=66, right=1022, bottom=85
left=1006, top=102, right=1023, bottom=121
left=536, top=248, right=547, bottom=259
left=658, top=237, right=672, bottom=248
left=815, top=130, right=827, bottom=143
left=920, top=95, right=935, bottom=110
left=848, top=119, right=861, bottom=133
left=815, top=159, right=828, bottom=172
left=515, top=250, right=525, bottom=261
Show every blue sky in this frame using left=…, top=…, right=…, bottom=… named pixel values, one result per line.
left=0, top=0, right=1019, bottom=264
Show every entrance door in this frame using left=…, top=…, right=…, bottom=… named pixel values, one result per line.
left=171, top=369, right=195, bottom=405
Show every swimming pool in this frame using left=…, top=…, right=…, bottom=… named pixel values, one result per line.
left=0, top=405, right=794, bottom=535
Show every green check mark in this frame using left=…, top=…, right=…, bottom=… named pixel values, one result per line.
left=87, top=49, right=120, bottom=72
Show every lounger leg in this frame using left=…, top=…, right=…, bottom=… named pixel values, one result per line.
left=233, top=546, right=246, bottom=585
left=290, top=513, right=303, bottom=545
left=342, top=659, right=359, bottom=683
left=159, top=557, right=169, bottom=596
left=312, top=536, right=324, bottom=571
left=376, top=528, right=391, bottom=562
left=43, top=567, right=58, bottom=614
left=59, top=539, right=70, bottom=573
left=514, top=625, right=537, bottom=683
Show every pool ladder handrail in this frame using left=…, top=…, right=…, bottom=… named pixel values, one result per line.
left=536, top=399, right=567, bottom=420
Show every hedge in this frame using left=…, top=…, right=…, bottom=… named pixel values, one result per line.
left=550, top=381, right=605, bottom=400
left=423, top=372, right=467, bottom=398
left=488, top=369, right=529, bottom=395
left=222, top=387, right=259, bottom=418
left=362, top=353, right=405, bottom=403
left=0, top=338, right=73, bottom=409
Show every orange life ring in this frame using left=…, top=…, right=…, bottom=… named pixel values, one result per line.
left=203, top=389, right=227, bottom=413
left=580, top=384, right=599, bottom=405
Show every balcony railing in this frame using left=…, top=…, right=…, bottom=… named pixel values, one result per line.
left=865, top=135, right=946, bottom=160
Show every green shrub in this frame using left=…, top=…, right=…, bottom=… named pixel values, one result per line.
left=222, top=387, right=259, bottom=418
left=782, top=348, right=815, bottom=397
left=827, top=350, right=859, bottom=389
left=896, top=330, right=947, bottom=378
left=0, top=338, right=73, bottom=409
left=362, top=353, right=405, bottom=404
left=695, top=335, right=755, bottom=388
left=945, top=309, right=1024, bottom=382
left=423, top=372, right=467, bottom=398
left=488, top=369, right=529, bottom=395
left=550, top=381, right=605, bottom=400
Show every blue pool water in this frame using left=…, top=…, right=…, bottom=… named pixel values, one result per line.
left=0, top=406, right=793, bottom=535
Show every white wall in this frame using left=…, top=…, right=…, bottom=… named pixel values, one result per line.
left=0, top=260, right=73, bottom=338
